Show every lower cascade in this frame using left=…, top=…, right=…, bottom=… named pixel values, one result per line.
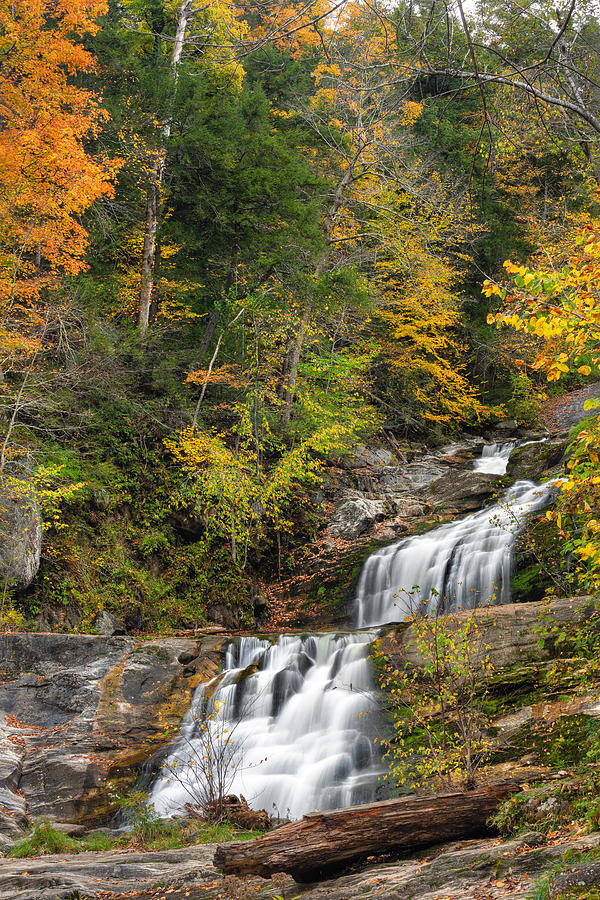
left=151, top=632, right=383, bottom=820
left=151, top=443, right=558, bottom=820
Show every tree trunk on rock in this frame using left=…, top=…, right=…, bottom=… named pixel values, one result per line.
left=213, top=782, right=520, bottom=882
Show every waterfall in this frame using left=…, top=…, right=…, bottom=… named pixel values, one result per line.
left=151, top=442, right=558, bottom=820
left=355, top=448, right=559, bottom=627
left=151, top=632, right=383, bottom=821
left=473, top=441, right=516, bottom=474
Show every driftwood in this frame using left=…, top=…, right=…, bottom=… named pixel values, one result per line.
left=213, top=781, right=520, bottom=882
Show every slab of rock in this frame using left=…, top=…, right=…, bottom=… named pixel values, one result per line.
left=380, top=597, right=596, bottom=674
left=0, top=632, right=224, bottom=835
left=508, top=433, right=569, bottom=480
left=425, top=470, right=499, bottom=511
left=0, top=844, right=221, bottom=900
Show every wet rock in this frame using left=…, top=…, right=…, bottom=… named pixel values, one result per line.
left=508, top=433, right=569, bottom=480
left=329, top=497, right=384, bottom=539
left=425, top=470, right=498, bottom=511
left=92, top=610, right=126, bottom=636
left=0, top=476, right=42, bottom=589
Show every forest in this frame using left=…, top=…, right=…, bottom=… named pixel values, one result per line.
left=1, top=0, right=600, bottom=632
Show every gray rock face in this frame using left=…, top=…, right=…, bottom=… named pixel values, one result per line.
left=0, top=476, right=42, bottom=589
left=0, top=632, right=224, bottom=836
left=329, top=497, right=385, bottom=539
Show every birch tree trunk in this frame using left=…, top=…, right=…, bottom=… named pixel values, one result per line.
left=138, top=0, right=193, bottom=334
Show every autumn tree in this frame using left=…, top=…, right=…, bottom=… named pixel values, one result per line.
left=0, top=0, right=116, bottom=467
left=486, top=209, right=600, bottom=593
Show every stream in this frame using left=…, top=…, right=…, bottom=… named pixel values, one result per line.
left=151, top=442, right=558, bottom=820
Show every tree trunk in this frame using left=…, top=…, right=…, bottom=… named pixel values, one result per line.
left=213, top=781, right=520, bottom=882
left=280, top=298, right=312, bottom=425
left=198, top=306, right=221, bottom=358
left=138, top=0, right=192, bottom=335
left=139, top=175, right=160, bottom=331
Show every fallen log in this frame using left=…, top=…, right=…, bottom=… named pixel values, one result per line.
left=213, top=781, right=520, bottom=882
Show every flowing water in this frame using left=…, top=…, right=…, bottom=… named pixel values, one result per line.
left=473, top=441, right=516, bottom=474
left=354, top=479, right=557, bottom=627
left=151, top=632, right=382, bottom=820
left=151, top=442, right=557, bottom=819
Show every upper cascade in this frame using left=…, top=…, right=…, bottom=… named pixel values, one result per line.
left=355, top=443, right=558, bottom=627
left=473, top=441, right=517, bottom=475
left=150, top=441, right=559, bottom=822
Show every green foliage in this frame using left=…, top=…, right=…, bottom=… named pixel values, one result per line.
left=374, top=611, right=495, bottom=791
left=506, top=372, right=541, bottom=426
left=9, top=820, right=83, bottom=858
left=6, top=814, right=262, bottom=858
left=494, top=773, right=600, bottom=840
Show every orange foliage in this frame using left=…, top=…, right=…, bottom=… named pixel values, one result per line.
left=0, top=0, right=117, bottom=345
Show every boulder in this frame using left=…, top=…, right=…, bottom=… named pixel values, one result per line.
left=425, top=470, right=498, bottom=511
left=338, top=446, right=395, bottom=469
left=0, top=476, right=42, bottom=589
left=507, top=434, right=569, bottom=480
left=92, top=610, right=126, bottom=636
left=329, top=498, right=384, bottom=539
left=495, top=418, right=519, bottom=432
left=391, top=498, right=427, bottom=518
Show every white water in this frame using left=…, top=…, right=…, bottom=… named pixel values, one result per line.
left=473, top=442, right=517, bottom=474
left=152, top=443, right=557, bottom=819
left=151, top=632, right=383, bottom=820
left=355, top=477, right=558, bottom=627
